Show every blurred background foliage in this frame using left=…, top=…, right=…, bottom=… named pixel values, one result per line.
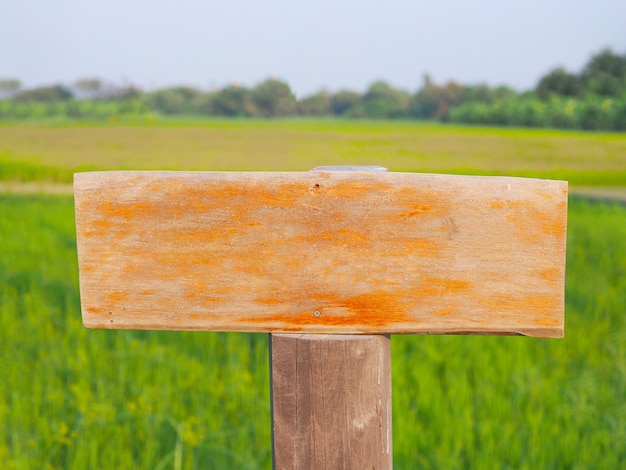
left=1, top=48, right=625, bottom=130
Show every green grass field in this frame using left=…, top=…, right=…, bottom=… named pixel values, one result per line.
left=1, top=120, right=626, bottom=185
left=1, top=120, right=625, bottom=468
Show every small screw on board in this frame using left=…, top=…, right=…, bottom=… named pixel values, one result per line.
left=313, top=310, right=322, bottom=318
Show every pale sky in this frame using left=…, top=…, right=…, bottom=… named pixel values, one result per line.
left=1, top=0, right=625, bottom=97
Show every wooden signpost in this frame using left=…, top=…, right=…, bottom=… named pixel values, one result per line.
left=74, top=168, right=567, bottom=469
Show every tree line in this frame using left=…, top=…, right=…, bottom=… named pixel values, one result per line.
left=1, top=48, right=625, bottom=130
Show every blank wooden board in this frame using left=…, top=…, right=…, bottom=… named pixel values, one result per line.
left=74, top=171, right=567, bottom=337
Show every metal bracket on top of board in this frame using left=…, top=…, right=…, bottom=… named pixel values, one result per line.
left=311, top=165, right=388, bottom=172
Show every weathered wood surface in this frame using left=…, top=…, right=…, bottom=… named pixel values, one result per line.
left=270, top=334, right=392, bottom=470
left=74, top=170, right=567, bottom=337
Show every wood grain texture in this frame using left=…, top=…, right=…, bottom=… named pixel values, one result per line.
left=74, top=170, right=567, bottom=337
left=270, top=334, right=392, bottom=470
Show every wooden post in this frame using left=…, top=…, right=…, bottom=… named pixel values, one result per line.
left=270, top=167, right=392, bottom=469
left=73, top=168, right=567, bottom=469
left=271, top=334, right=392, bottom=469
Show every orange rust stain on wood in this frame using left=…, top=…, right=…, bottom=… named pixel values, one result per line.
left=490, top=200, right=537, bottom=211
left=539, top=268, right=561, bottom=282
left=299, top=228, right=373, bottom=247
left=419, top=277, right=473, bottom=296
left=480, top=293, right=558, bottom=317
left=542, top=217, right=567, bottom=238
left=396, top=203, right=448, bottom=218
left=86, top=306, right=109, bottom=315
left=534, top=316, right=562, bottom=327
left=396, top=187, right=450, bottom=218
left=486, top=195, right=567, bottom=244
left=106, top=291, right=131, bottom=304
left=253, top=294, right=291, bottom=306
left=167, top=227, right=238, bottom=248
left=436, top=307, right=456, bottom=316
left=181, top=279, right=233, bottom=300
left=397, top=239, right=441, bottom=258
left=81, top=216, right=116, bottom=238
left=183, top=283, right=222, bottom=304
left=99, top=200, right=160, bottom=220
left=324, top=181, right=388, bottom=200
left=244, top=291, right=414, bottom=329
left=83, top=181, right=461, bottom=266
left=505, top=208, right=565, bottom=244
left=238, top=182, right=308, bottom=208
left=154, top=181, right=315, bottom=214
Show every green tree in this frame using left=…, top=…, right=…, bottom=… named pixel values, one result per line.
left=15, top=85, right=73, bottom=103
left=409, top=75, right=465, bottom=120
left=578, top=99, right=617, bottom=130
left=297, top=90, right=332, bottom=116
left=362, top=81, right=409, bottom=119
left=143, top=86, right=201, bottom=114
left=190, top=91, right=215, bottom=116
left=581, top=49, right=626, bottom=97
left=535, top=67, right=582, bottom=99
left=251, top=78, right=296, bottom=117
left=461, top=84, right=517, bottom=103
left=331, top=90, right=363, bottom=117
left=612, top=100, right=626, bottom=131
left=211, top=86, right=252, bottom=117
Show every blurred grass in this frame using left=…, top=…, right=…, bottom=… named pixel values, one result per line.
left=0, top=158, right=77, bottom=183
left=1, top=194, right=625, bottom=468
left=0, top=194, right=271, bottom=469
left=0, top=120, right=625, bottom=185
left=1, top=120, right=624, bottom=468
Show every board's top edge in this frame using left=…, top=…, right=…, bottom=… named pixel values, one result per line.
left=73, top=170, right=569, bottom=186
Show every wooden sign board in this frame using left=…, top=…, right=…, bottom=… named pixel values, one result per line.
left=74, top=171, right=567, bottom=337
